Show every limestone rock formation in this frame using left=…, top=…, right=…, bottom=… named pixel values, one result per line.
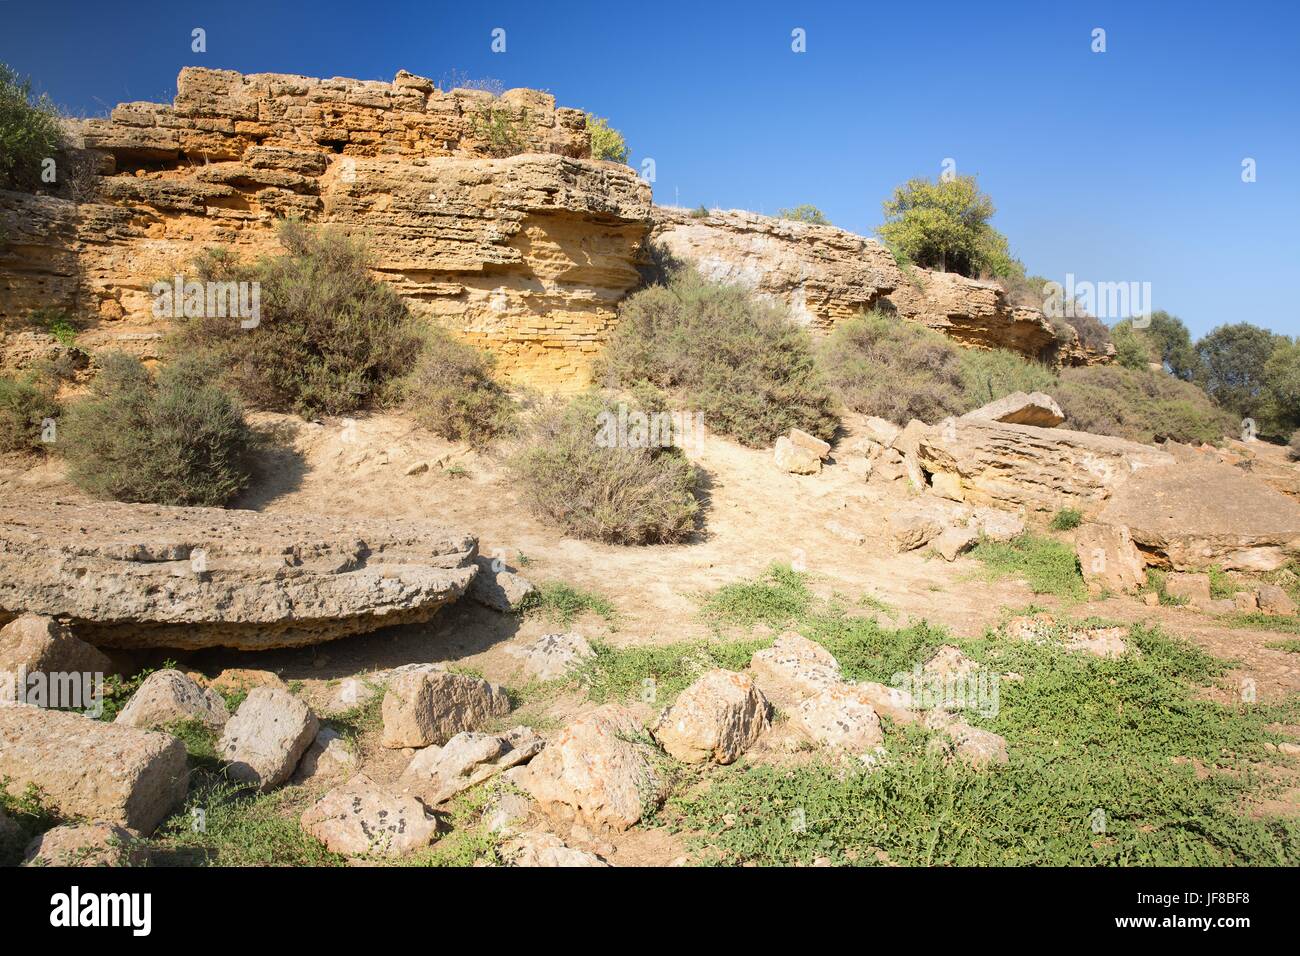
left=1076, top=524, right=1147, bottom=594
left=0, top=492, right=477, bottom=650
left=0, top=705, right=187, bottom=833
left=963, top=391, right=1065, bottom=428
left=400, top=727, right=544, bottom=804
left=1, top=67, right=653, bottom=389
left=380, top=665, right=511, bottom=749
left=0, top=614, right=115, bottom=681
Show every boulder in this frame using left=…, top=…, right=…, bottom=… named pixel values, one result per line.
left=484, top=789, right=534, bottom=835
left=501, top=830, right=610, bottom=867
left=856, top=681, right=920, bottom=725
left=0, top=493, right=478, bottom=650
left=505, top=632, right=594, bottom=682
left=1233, top=591, right=1259, bottom=613
left=1165, top=572, right=1212, bottom=608
left=295, top=726, right=356, bottom=781
left=0, top=614, right=114, bottom=678
left=915, top=419, right=1175, bottom=514
left=0, top=705, right=187, bottom=833
left=380, top=665, right=510, bottom=749
left=516, top=704, right=666, bottom=831
left=22, top=822, right=147, bottom=867
left=933, top=525, right=979, bottom=561
left=1066, top=626, right=1129, bottom=658
left=748, top=632, right=841, bottom=706
left=301, top=774, right=440, bottom=858
left=968, top=508, right=1025, bottom=542
left=468, top=555, right=536, bottom=612
left=400, top=727, right=544, bottom=804
left=1097, top=461, right=1300, bottom=571
left=889, top=509, right=944, bottom=551
left=788, top=685, right=884, bottom=752
left=115, top=669, right=229, bottom=731
left=963, top=391, right=1065, bottom=428
left=788, top=428, right=831, bottom=460
left=862, top=417, right=901, bottom=448
left=929, top=717, right=1009, bottom=768
left=923, top=645, right=980, bottom=679
left=774, top=436, right=821, bottom=474
left=652, top=670, right=770, bottom=764
left=1256, top=584, right=1297, bottom=616
left=218, top=688, right=319, bottom=790
left=1076, top=523, right=1147, bottom=594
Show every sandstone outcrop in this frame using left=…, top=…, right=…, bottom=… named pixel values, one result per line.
left=0, top=705, right=187, bottom=833
left=1, top=67, right=653, bottom=389
left=963, top=391, right=1065, bottom=428
left=0, top=492, right=477, bottom=650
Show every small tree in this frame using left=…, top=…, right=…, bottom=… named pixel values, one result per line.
left=1194, top=322, right=1283, bottom=422
left=586, top=113, right=629, bottom=164
left=778, top=205, right=831, bottom=226
left=0, top=63, right=64, bottom=192
left=878, top=175, right=1018, bottom=278
left=1111, top=311, right=1199, bottom=380
left=1262, top=339, right=1300, bottom=437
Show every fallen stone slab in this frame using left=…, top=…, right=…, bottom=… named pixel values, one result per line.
left=0, top=492, right=478, bottom=650
left=23, top=822, right=148, bottom=867
left=516, top=704, right=667, bottom=831
left=381, top=665, right=510, bottom=749
left=927, top=713, right=1009, bottom=768
left=218, top=687, right=319, bottom=790
left=401, top=726, right=544, bottom=803
left=963, top=391, right=1064, bottom=428
left=789, top=685, right=884, bottom=752
left=505, top=632, right=594, bottom=682
left=1165, top=572, right=1212, bottom=607
left=294, top=726, right=357, bottom=782
left=468, top=556, right=535, bottom=612
left=501, top=830, right=610, bottom=867
left=1076, top=523, right=1147, bottom=594
left=652, top=669, right=769, bottom=764
left=1097, top=461, right=1300, bottom=571
left=933, top=525, right=979, bottom=561
left=0, top=705, right=187, bottom=833
left=916, top=419, right=1175, bottom=514
left=1256, top=584, right=1297, bottom=616
left=301, top=773, right=440, bottom=858
left=748, top=632, right=841, bottom=706
left=788, top=428, right=831, bottom=460
left=0, top=614, right=115, bottom=680
left=115, top=669, right=229, bottom=731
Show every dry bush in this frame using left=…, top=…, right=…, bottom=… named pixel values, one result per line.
left=507, top=393, right=700, bottom=545
left=0, top=369, right=58, bottom=453
left=400, top=328, right=515, bottom=446
left=60, top=353, right=253, bottom=506
left=820, top=311, right=966, bottom=425
left=1055, top=364, right=1234, bottom=445
left=599, top=267, right=838, bottom=446
left=957, top=348, right=1058, bottom=408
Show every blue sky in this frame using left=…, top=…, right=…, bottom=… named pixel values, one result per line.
left=3, top=0, right=1297, bottom=338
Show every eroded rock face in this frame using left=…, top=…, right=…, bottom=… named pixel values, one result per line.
left=649, top=207, right=1102, bottom=365
left=1, top=67, right=653, bottom=390
left=0, top=705, right=187, bottom=833
left=1097, top=461, right=1300, bottom=572
left=915, top=419, right=1175, bottom=514
left=0, top=493, right=477, bottom=650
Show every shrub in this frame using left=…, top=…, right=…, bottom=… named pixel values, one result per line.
left=60, top=353, right=253, bottom=506
left=878, top=175, right=1018, bottom=278
left=0, top=370, right=58, bottom=453
left=0, top=63, right=63, bottom=193
left=400, top=328, right=514, bottom=446
left=1262, top=339, right=1300, bottom=438
left=172, top=222, right=424, bottom=417
left=585, top=113, right=629, bottom=164
left=1290, top=430, right=1300, bottom=461
left=1113, top=312, right=1199, bottom=379
left=968, top=533, right=1086, bottom=600
left=820, top=311, right=965, bottom=425
left=688, top=205, right=709, bottom=219
left=1050, top=507, right=1083, bottom=531
left=471, top=104, right=529, bottom=157
left=777, top=204, right=831, bottom=226
left=957, top=348, right=1057, bottom=409
left=599, top=267, right=838, bottom=446
left=507, top=393, right=701, bottom=544
left=1055, top=364, right=1233, bottom=445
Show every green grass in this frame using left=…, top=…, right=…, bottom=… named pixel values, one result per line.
left=520, top=581, right=618, bottom=629
left=572, top=637, right=772, bottom=706
left=0, top=778, right=63, bottom=865
left=1228, top=614, right=1300, bottom=636
left=1268, top=639, right=1300, bottom=653
left=968, top=533, right=1086, bottom=600
left=662, top=566, right=1300, bottom=866
left=1049, top=507, right=1083, bottom=531
left=700, top=563, right=815, bottom=632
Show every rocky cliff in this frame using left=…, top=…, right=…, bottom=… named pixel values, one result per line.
left=0, top=67, right=652, bottom=388
left=650, top=206, right=1108, bottom=366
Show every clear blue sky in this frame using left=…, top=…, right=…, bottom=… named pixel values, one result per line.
left=3, top=0, right=1297, bottom=338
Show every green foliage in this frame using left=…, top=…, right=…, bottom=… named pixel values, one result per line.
left=172, top=222, right=424, bottom=417
left=1110, top=324, right=1152, bottom=370
left=520, top=580, right=618, bottom=628
left=399, top=327, right=514, bottom=446
left=1261, top=339, right=1300, bottom=437
left=820, top=311, right=966, bottom=425
left=1055, top=363, right=1234, bottom=445
left=60, top=353, right=253, bottom=506
left=877, top=174, right=1018, bottom=278
left=669, top=622, right=1299, bottom=866
left=968, top=533, right=1086, bottom=600
left=1050, top=507, right=1083, bottom=531
left=1194, top=322, right=1285, bottom=427
left=700, top=563, right=815, bottom=632
left=585, top=113, right=629, bottom=163
left=777, top=204, right=831, bottom=226
left=508, top=393, right=701, bottom=544
left=471, top=104, right=530, bottom=157
left=0, top=369, right=58, bottom=453
left=1112, top=312, right=1199, bottom=379
left=0, top=63, right=63, bottom=192
left=573, top=637, right=772, bottom=705
left=957, top=348, right=1057, bottom=408
left=598, top=265, right=838, bottom=446
left=0, top=779, right=61, bottom=865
